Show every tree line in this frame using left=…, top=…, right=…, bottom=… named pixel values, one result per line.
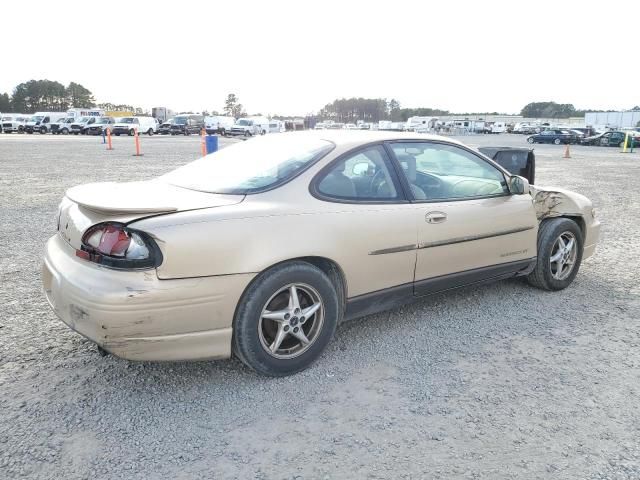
left=317, top=98, right=451, bottom=123
left=0, top=79, right=95, bottom=113
left=521, top=102, right=640, bottom=118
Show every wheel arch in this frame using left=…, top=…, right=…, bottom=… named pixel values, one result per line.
left=238, top=255, right=348, bottom=314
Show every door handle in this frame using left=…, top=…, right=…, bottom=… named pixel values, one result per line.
left=425, top=211, right=447, bottom=224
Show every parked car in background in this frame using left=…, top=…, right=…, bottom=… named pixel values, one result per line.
left=51, top=117, right=72, bottom=135
left=527, top=129, right=576, bottom=145
left=204, top=115, right=235, bottom=135
left=488, top=122, right=506, bottom=134
left=112, top=116, right=158, bottom=136
left=227, top=116, right=269, bottom=137
left=52, top=117, right=75, bottom=135
left=344, top=123, right=358, bottom=130
left=84, top=117, right=116, bottom=135
left=1, top=114, right=30, bottom=133
left=158, top=118, right=173, bottom=135
left=24, top=112, right=67, bottom=134
left=43, top=131, right=600, bottom=376
left=581, top=130, right=639, bottom=147
left=70, top=116, right=98, bottom=135
left=170, top=114, right=204, bottom=136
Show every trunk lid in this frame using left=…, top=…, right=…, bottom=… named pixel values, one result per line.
left=59, top=180, right=243, bottom=249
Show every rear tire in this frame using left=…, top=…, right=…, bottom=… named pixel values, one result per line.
left=147, top=129, right=154, bottom=136
left=233, top=261, right=340, bottom=376
left=527, top=218, right=583, bottom=291
left=553, top=138, right=561, bottom=145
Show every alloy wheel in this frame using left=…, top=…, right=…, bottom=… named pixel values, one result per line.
left=258, top=283, right=324, bottom=359
left=549, top=231, right=577, bottom=280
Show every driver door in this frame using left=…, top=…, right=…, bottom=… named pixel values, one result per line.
left=386, top=141, right=538, bottom=296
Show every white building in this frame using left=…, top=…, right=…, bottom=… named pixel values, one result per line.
left=584, top=111, right=640, bottom=130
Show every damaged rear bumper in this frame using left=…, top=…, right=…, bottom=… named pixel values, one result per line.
left=42, top=234, right=255, bottom=361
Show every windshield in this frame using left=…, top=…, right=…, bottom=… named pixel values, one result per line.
left=237, top=119, right=253, bottom=126
left=96, top=117, right=111, bottom=124
left=30, top=116, right=44, bottom=122
left=118, top=117, right=137, bottom=124
left=76, top=117, right=91, bottom=124
left=162, top=135, right=334, bottom=194
left=1, top=116, right=12, bottom=121
left=173, top=117, right=188, bottom=125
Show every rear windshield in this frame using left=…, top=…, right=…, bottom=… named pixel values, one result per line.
left=162, top=135, right=334, bottom=194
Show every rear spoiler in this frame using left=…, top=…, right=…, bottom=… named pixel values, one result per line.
left=478, top=147, right=535, bottom=185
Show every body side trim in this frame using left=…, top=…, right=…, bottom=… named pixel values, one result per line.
left=344, top=258, right=536, bottom=321
left=368, top=226, right=535, bottom=255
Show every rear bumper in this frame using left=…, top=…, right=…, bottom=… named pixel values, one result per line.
left=42, top=234, right=255, bottom=361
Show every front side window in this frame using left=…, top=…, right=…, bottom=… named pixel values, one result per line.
left=316, top=145, right=400, bottom=201
left=389, top=142, right=508, bottom=201
left=162, top=135, right=333, bottom=194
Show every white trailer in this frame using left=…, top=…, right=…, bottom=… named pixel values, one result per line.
left=66, top=108, right=105, bottom=119
left=406, top=116, right=438, bottom=132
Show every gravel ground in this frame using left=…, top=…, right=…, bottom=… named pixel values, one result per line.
left=0, top=133, right=638, bottom=479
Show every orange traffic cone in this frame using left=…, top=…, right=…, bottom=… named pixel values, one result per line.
left=563, top=144, right=571, bottom=159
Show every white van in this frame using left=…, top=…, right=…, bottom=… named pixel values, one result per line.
left=111, top=116, right=159, bottom=136
left=489, top=121, right=506, bottom=134
left=204, top=116, right=235, bottom=135
left=2, top=114, right=30, bottom=133
left=228, top=116, right=270, bottom=136
left=24, top=112, right=68, bottom=134
left=52, top=117, right=75, bottom=135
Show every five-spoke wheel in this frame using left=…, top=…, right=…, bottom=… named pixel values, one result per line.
left=528, top=217, right=583, bottom=291
left=258, top=284, right=324, bottom=358
left=233, top=261, right=340, bottom=376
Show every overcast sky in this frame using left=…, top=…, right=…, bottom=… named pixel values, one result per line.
left=3, top=0, right=638, bottom=115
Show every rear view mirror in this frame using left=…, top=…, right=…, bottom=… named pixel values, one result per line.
left=509, top=175, right=529, bottom=195
left=478, top=147, right=535, bottom=185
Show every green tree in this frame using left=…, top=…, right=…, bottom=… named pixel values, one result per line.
left=66, top=82, right=95, bottom=108
left=520, top=102, right=576, bottom=118
left=388, top=99, right=401, bottom=121
left=224, top=93, right=244, bottom=118
left=0, top=93, right=10, bottom=112
left=11, top=80, right=67, bottom=113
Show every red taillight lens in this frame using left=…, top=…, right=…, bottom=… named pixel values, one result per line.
left=97, top=225, right=131, bottom=257
left=80, top=223, right=161, bottom=270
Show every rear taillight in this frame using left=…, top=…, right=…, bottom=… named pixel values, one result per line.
left=79, top=222, right=162, bottom=269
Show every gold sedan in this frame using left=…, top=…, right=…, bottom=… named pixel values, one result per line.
left=42, top=131, right=600, bottom=376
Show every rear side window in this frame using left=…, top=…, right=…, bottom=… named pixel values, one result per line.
left=316, top=145, right=402, bottom=201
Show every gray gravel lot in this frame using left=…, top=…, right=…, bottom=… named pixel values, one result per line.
left=0, top=132, right=638, bottom=479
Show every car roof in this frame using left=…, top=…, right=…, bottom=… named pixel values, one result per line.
left=293, top=129, right=465, bottom=148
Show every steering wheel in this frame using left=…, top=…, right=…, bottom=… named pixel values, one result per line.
left=369, top=169, right=388, bottom=196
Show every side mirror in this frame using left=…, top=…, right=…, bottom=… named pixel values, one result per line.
left=509, top=175, right=529, bottom=195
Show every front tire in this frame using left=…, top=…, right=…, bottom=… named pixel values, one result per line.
left=553, top=138, right=561, bottom=145
left=527, top=218, right=583, bottom=291
left=147, top=128, right=154, bottom=136
left=527, top=137, right=534, bottom=144
left=233, top=261, right=340, bottom=376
